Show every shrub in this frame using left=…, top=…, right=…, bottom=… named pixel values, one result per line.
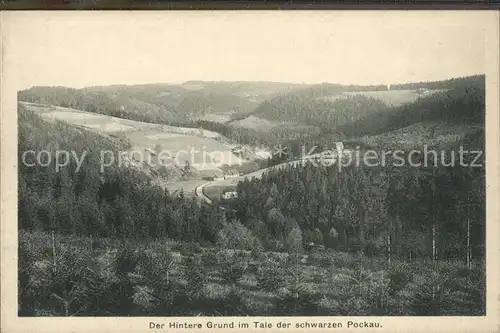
left=201, top=247, right=219, bottom=268
left=217, top=221, right=263, bottom=251
left=306, top=250, right=365, bottom=270
left=408, top=268, right=455, bottom=315
left=182, top=254, right=207, bottom=295
left=331, top=252, right=356, bottom=269
left=305, top=250, right=334, bottom=268
left=256, top=260, right=288, bottom=292
left=114, top=242, right=139, bottom=278
left=172, top=242, right=202, bottom=256
left=18, top=235, right=36, bottom=316
left=27, top=243, right=101, bottom=316
left=217, top=250, right=249, bottom=285
left=328, top=267, right=392, bottom=315
left=387, top=261, right=414, bottom=295
left=274, top=282, right=321, bottom=315
left=264, top=252, right=289, bottom=266
left=132, top=246, right=179, bottom=313
left=408, top=262, right=486, bottom=316
left=129, top=245, right=183, bottom=314
left=284, top=227, right=304, bottom=254
left=199, top=286, right=250, bottom=316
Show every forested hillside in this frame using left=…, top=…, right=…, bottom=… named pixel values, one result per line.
left=18, top=81, right=301, bottom=126
left=247, top=88, right=388, bottom=131
left=336, top=75, right=485, bottom=138
left=243, top=75, right=484, bottom=138
left=231, top=161, right=485, bottom=262
left=390, top=74, right=485, bottom=91
left=17, top=83, right=287, bottom=147
left=269, top=75, right=486, bottom=157
left=18, top=106, right=224, bottom=242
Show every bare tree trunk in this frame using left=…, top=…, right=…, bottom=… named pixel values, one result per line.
left=431, top=175, right=437, bottom=263
left=436, top=224, right=439, bottom=261
left=387, top=229, right=391, bottom=264
left=467, top=215, right=471, bottom=271
left=358, top=210, right=367, bottom=254
left=395, top=215, right=402, bottom=259
left=432, top=223, right=436, bottom=262
left=52, top=230, right=57, bottom=273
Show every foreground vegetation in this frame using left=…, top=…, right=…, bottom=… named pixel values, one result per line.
left=19, top=230, right=485, bottom=316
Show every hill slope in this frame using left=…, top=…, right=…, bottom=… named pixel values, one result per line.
left=337, top=76, right=485, bottom=139
left=19, top=102, right=248, bottom=186
left=18, top=81, right=305, bottom=125
left=232, top=75, right=484, bottom=141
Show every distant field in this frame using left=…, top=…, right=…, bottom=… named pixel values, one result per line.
left=125, top=130, right=242, bottom=166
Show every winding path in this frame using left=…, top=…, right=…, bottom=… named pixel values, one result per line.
left=194, top=183, right=213, bottom=205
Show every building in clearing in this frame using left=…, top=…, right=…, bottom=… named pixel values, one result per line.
left=222, top=191, right=238, bottom=200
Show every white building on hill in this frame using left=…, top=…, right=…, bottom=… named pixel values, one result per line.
left=222, top=191, right=238, bottom=200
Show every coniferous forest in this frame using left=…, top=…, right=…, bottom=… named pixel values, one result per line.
left=18, top=76, right=486, bottom=317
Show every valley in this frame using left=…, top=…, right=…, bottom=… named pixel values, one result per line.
left=17, top=75, right=486, bottom=317
left=20, top=75, right=485, bottom=204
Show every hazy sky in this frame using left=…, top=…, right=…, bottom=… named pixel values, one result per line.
left=2, top=11, right=492, bottom=90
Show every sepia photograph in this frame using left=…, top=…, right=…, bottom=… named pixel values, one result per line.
left=1, top=10, right=499, bottom=332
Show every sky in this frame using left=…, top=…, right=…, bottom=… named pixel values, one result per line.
left=2, top=11, right=492, bottom=90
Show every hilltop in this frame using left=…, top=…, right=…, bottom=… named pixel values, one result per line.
left=18, top=81, right=305, bottom=125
